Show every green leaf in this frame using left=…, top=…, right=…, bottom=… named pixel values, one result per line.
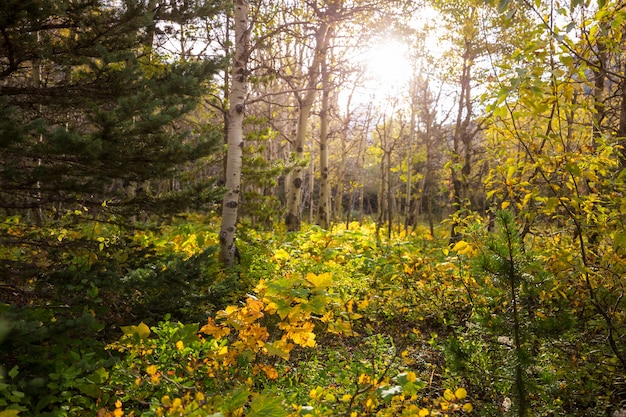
left=248, top=394, right=287, bottom=417
left=564, top=162, right=581, bottom=176
left=87, top=368, right=109, bottom=384
left=78, top=382, right=101, bottom=398
left=8, top=366, right=18, bottom=379
left=302, top=295, right=327, bottom=314
left=224, top=388, right=250, bottom=412
left=172, top=323, right=200, bottom=345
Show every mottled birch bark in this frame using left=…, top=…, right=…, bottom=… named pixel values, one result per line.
left=285, top=21, right=329, bottom=232
left=219, top=0, right=249, bottom=266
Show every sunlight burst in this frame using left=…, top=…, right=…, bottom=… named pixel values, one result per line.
left=362, top=39, right=413, bottom=98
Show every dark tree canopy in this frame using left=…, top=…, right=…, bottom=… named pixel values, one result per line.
left=0, top=0, right=223, bottom=219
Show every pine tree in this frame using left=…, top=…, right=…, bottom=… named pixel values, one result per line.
left=475, top=210, right=530, bottom=416
left=0, top=0, right=223, bottom=221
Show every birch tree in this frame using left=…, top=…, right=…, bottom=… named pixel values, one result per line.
left=285, top=13, right=330, bottom=232
left=317, top=24, right=333, bottom=229
left=219, top=0, right=250, bottom=266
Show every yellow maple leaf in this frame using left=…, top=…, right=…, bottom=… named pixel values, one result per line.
left=305, top=272, right=333, bottom=290
left=280, top=321, right=316, bottom=347
left=246, top=296, right=264, bottom=313
left=200, top=318, right=231, bottom=339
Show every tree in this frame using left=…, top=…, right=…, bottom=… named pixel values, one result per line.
left=431, top=0, right=485, bottom=243
left=284, top=3, right=331, bottom=232
left=219, top=0, right=250, bottom=266
left=481, top=0, right=626, bottom=400
left=316, top=28, right=333, bottom=229
left=0, top=0, right=223, bottom=222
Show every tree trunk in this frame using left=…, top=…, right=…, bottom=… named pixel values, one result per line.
left=449, top=41, right=474, bottom=244
left=404, top=86, right=417, bottom=233
left=285, top=21, right=328, bottom=232
left=317, top=40, right=332, bottom=229
left=219, top=0, right=249, bottom=266
left=619, top=60, right=626, bottom=170
left=386, top=149, right=393, bottom=240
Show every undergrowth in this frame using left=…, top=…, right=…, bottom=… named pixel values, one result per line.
left=1, top=214, right=624, bottom=416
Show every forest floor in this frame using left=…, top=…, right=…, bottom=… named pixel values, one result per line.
left=1, top=215, right=623, bottom=416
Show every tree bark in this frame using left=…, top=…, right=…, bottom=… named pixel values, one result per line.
left=219, top=0, right=249, bottom=266
left=285, top=21, right=329, bottom=232
left=404, top=82, right=417, bottom=233
left=317, top=36, right=332, bottom=229
left=449, top=39, right=474, bottom=244
left=619, top=60, right=626, bottom=170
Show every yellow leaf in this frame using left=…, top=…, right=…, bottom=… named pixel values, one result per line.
left=259, top=364, right=279, bottom=380
left=280, top=321, right=316, bottom=347
left=452, top=240, right=468, bottom=252
left=406, top=371, right=417, bottom=383
left=310, top=387, right=321, bottom=399
left=452, top=241, right=474, bottom=256
left=0, top=411, right=21, bottom=417
left=200, top=318, right=230, bottom=339
left=121, top=322, right=151, bottom=340
left=114, top=400, right=124, bottom=417
left=146, top=365, right=157, bottom=375
left=419, top=409, right=430, bottom=417
left=455, top=387, right=467, bottom=400
left=175, top=340, right=184, bottom=351
left=305, top=272, right=333, bottom=290
left=443, top=388, right=455, bottom=401
left=273, top=248, right=290, bottom=260
left=246, top=296, right=264, bottom=313
left=506, top=164, right=516, bottom=182
left=463, top=403, right=473, bottom=412
left=501, top=201, right=511, bottom=210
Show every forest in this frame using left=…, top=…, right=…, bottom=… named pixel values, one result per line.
left=1, top=0, right=625, bottom=415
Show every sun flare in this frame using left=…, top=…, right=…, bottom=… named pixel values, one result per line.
left=362, top=39, right=413, bottom=97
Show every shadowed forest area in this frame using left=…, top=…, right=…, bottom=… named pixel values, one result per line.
left=1, top=0, right=626, bottom=416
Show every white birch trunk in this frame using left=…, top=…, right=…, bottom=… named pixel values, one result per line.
left=219, top=0, right=249, bottom=266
